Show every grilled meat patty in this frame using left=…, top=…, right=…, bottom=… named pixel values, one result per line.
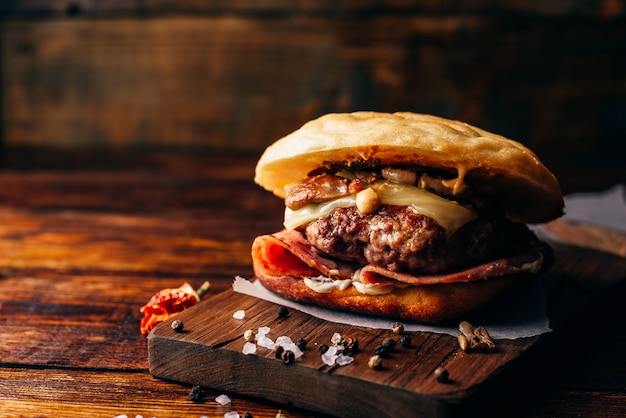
left=304, top=205, right=524, bottom=274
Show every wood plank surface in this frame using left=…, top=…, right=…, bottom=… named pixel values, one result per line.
left=0, top=368, right=316, bottom=418
left=0, top=150, right=624, bottom=417
left=147, top=243, right=626, bottom=418
left=2, top=5, right=625, bottom=167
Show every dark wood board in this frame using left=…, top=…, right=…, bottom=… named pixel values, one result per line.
left=148, top=244, right=626, bottom=418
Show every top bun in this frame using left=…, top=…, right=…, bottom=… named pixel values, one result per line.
left=255, top=111, right=563, bottom=224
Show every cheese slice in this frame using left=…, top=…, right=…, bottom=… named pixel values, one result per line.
left=284, top=181, right=476, bottom=232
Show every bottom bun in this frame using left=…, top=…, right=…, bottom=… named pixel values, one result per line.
left=254, top=272, right=523, bottom=324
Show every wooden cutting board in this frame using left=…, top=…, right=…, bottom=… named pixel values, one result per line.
left=148, top=243, right=626, bottom=418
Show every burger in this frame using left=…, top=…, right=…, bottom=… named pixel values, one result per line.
left=251, top=112, right=563, bottom=324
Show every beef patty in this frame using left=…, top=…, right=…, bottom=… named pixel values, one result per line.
left=304, top=205, right=523, bottom=274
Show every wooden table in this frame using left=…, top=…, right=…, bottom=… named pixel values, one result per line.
left=0, top=150, right=624, bottom=417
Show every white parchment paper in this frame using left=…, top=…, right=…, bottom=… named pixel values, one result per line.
left=233, top=276, right=551, bottom=340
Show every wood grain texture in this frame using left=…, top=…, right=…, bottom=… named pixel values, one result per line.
left=0, top=0, right=625, bottom=18
left=0, top=368, right=317, bottom=418
left=0, top=150, right=623, bottom=417
left=1, top=0, right=624, bottom=17
left=147, top=244, right=626, bottom=418
left=148, top=291, right=530, bottom=418
left=2, top=5, right=625, bottom=166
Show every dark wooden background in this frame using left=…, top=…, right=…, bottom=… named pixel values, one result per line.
left=1, top=0, right=625, bottom=173
left=0, top=3, right=625, bottom=416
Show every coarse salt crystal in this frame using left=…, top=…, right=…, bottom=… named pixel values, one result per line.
left=232, top=310, right=245, bottom=319
left=215, top=394, right=232, bottom=405
left=331, top=332, right=342, bottom=344
left=321, top=345, right=340, bottom=366
left=336, top=353, right=354, bottom=366
left=258, top=326, right=271, bottom=335
left=242, top=341, right=257, bottom=355
left=256, top=334, right=275, bottom=349
left=321, top=344, right=353, bottom=367
left=275, top=335, right=293, bottom=345
left=223, top=412, right=240, bottom=418
left=275, top=336, right=303, bottom=359
left=321, top=353, right=335, bottom=366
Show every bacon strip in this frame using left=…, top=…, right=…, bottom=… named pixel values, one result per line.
left=358, top=251, right=542, bottom=286
left=252, top=229, right=355, bottom=279
left=252, top=229, right=544, bottom=286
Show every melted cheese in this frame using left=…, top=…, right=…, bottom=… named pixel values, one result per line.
left=443, top=164, right=468, bottom=195
left=284, top=180, right=476, bottom=232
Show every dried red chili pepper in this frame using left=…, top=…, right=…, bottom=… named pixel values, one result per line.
left=139, top=281, right=210, bottom=335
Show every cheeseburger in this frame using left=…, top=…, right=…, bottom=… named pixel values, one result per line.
left=251, top=112, right=563, bottom=324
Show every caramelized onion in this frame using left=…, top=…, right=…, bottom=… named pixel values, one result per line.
left=381, top=167, right=417, bottom=185
left=419, top=173, right=467, bottom=197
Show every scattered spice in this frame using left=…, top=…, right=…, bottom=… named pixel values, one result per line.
left=318, top=344, right=329, bottom=354
left=277, top=306, right=289, bottom=317
left=381, top=338, right=396, bottom=351
left=434, top=367, right=449, bottom=383
left=321, top=333, right=355, bottom=366
left=243, top=329, right=255, bottom=342
left=256, top=326, right=275, bottom=349
left=171, top=320, right=184, bottom=333
left=329, top=333, right=358, bottom=355
left=243, top=413, right=253, bottom=418
left=275, top=335, right=304, bottom=359
left=400, top=334, right=412, bottom=348
left=242, top=341, right=257, bottom=355
left=374, top=345, right=391, bottom=358
left=457, top=321, right=496, bottom=352
left=344, top=337, right=359, bottom=355
left=139, top=281, right=210, bottom=335
left=392, top=322, right=405, bottom=335
left=368, top=355, right=383, bottom=370
left=295, top=338, right=307, bottom=351
left=274, top=345, right=285, bottom=359
left=281, top=350, right=295, bottom=365
left=215, top=393, right=232, bottom=405
left=188, top=385, right=203, bottom=402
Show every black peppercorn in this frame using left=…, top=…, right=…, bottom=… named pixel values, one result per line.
left=188, top=385, right=202, bottom=402
left=295, top=338, right=307, bottom=350
left=434, top=367, right=449, bottom=383
left=344, top=337, right=359, bottom=355
left=381, top=338, right=396, bottom=351
left=243, top=413, right=253, bottom=418
left=400, top=334, right=412, bottom=348
left=171, top=320, right=184, bottom=333
left=275, top=345, right=284, bottom=359
left=277, top=306, right=289, bottom=317
left=282, top=350, right=295, bottom=365
left=318, top=343, right=329, bottom=354
left=374, top=344, right=391, bottom=358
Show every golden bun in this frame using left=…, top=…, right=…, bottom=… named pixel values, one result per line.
left=255, top=111, right=563, bottom=223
